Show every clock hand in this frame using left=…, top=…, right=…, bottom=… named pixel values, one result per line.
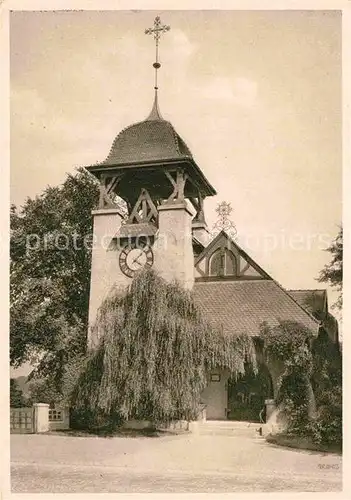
left=132, top=250, right=145, bottom=266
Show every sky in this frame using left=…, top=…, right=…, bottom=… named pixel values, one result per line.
left=10, top=10, right=342, bottom=352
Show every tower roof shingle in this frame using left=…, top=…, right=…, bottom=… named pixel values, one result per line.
left=101, top=119, right=193, bottom=166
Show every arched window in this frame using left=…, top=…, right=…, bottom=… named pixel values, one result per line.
left=209, top=249, right=222, bottom=276
left=225, top=250, right=236, bottom=275
left=209, top=248, right=237, bottom=277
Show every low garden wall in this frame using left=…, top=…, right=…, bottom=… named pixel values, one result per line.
left=11, top=404, right=205, bottom=434
left=123, top=405, right=207, bottom=432
left=10, top=404, right=70, bottom=433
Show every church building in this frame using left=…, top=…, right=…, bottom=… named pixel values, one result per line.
left=85, top=17, right=338, bottom=422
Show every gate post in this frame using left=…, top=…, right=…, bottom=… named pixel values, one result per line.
left=33, top=403, right=49, bottom=433
left=265, top=399, right=276, bottom=422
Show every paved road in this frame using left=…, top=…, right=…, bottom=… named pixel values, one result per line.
left=11, top=430, right=342, bottom=493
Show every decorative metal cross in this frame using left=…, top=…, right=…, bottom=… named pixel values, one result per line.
left=145, top=15, right=170, bottom=43
left=213, top=201, right=237, bottom=238
left=145, top=16, right=170, bottom=90
left=216, top=201, right=233, bottom=220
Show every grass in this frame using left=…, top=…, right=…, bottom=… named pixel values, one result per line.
left=48, top=426, right=190, bottom=438
left=266, top=432, right=342, bottom=455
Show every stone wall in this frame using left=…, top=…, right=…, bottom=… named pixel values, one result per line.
left=48, top=407, right=70, bottom=431
left=155, top=202, right=194, bottom=289
left=88, top=208, right=127, bottom=349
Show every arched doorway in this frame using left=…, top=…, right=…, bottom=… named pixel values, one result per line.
left=227, top=364, right=273, bottom=422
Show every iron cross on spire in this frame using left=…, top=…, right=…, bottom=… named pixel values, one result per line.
left=145, top=16, right=170, bottom=90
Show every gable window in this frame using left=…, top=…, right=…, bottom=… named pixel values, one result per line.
left=226, top=250, right=236, bottom=275
left=209, top=248, right=237, bottom=277
left=209, top=249, right=222, bottom=276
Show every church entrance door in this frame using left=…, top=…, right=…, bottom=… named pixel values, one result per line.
left=227, top=364, right=273, bottom=422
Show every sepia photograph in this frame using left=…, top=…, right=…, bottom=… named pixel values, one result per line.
left=7, top=7, right=343, bottom=494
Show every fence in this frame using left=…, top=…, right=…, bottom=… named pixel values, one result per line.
left=10, top=407, right=34, bottom=434
left=10, top=404, right=70, bottom=434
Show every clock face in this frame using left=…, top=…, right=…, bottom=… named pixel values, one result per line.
left=119, top=242, right=154, bottom=278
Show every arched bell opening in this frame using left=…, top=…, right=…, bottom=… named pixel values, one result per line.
left=227, top=363, right=274, bottom=422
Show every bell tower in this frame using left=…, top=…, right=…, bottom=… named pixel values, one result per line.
left=86, top=16, right=216, bottom=348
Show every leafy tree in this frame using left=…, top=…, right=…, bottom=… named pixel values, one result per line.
left=10, top=378, right=26, bottom=408
left=10, top=168, right=100, bottom=387
left=26, top=378, right=63, bottom=406
left=319, top=227, right=342, bottom=310
left=70, top=270, right=256, bottom=429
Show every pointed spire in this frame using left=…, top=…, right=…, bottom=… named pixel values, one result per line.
left=145, top=16, right=170, bottom=121
left=146, top=89, right=164, bottom=121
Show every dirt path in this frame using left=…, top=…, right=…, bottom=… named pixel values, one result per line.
left=10, top=432, right=342, bottom=493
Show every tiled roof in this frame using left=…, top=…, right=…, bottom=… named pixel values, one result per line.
left=193, top=280, right=320, bottom=337
left=288, top=289, right=327, bottom=319
left=85, top=95, right=216, bottom=197
left=101, top=119, right=193, bottom=166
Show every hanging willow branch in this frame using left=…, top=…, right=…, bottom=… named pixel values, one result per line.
left=70, top=270, right=256, bottom=425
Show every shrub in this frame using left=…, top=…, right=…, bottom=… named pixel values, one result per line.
left=261, top=321, right=342, bottom=449
left=316, top=385, right=342, bottom=447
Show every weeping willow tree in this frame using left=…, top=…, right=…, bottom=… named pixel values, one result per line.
left=69, top=270, right=256, bottom=428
